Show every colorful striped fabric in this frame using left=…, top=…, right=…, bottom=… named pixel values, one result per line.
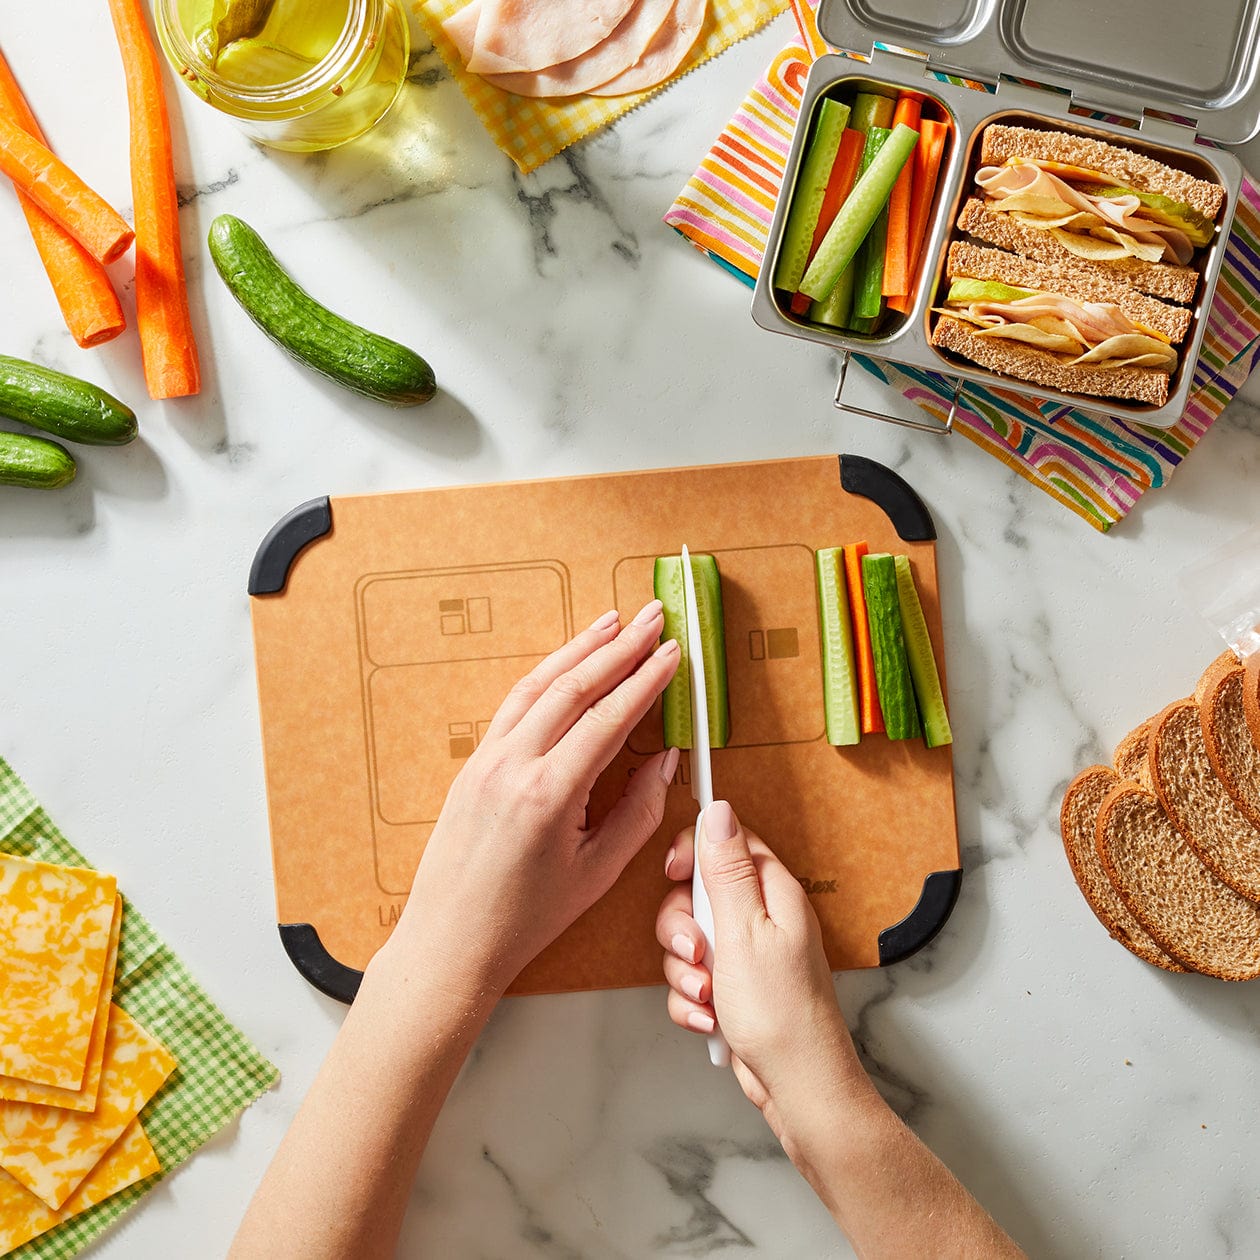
left=663, top=40, right=1260, bottom=531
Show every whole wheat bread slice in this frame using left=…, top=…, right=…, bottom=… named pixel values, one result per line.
left=1148, top=699, right=1260, bottom=900
left=931, top=315, right=1169, bottom=405
left=1245, top=655, right=1260, bottom=747
left=979, top=124, right=1225, bottom=219
left=1113, top=718, right=1155, bottom=787
left=1096, top=781, right=1260, bottom=980
left=956, top=199, right=1199, bottom=304
left=1200, top=664, right=1260, bottom=831
left=1194, top=649, right=1239, bottom=703
left=945, top=242, right=1193, bottom=343
left=1060, top=766, right=1185, bottom=971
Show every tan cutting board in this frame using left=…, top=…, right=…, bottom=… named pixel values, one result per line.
left=249, top=455, right=961, bottom=1001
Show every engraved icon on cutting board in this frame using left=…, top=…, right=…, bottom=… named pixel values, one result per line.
left=355, top=562, right=573, bottom=895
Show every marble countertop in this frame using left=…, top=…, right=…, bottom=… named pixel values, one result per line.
left=4, top=6, right=1260, bottom=1257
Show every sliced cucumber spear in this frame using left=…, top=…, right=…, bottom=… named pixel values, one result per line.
left=815, top=548, right=860, bottom=745
left=849, top=91, right=894, bottom=134
left=861, top=553, right=921, bottom=741
left=773, top=98, right=851, bottom=296
left=654, top=554, right=730, bottom=750
left=799, top=122, right=919, bottom=303
left=894, top=555, right=952, bottom=748
left=851, top=126, right=892, bottom=322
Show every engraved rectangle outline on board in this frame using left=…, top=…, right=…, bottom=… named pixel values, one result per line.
left=353, top=561, right=573, bottom=894
left=610, top=544, right=826, bottom=749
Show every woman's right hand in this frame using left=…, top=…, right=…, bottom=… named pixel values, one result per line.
left=655, top=802, right=872, bottom=1147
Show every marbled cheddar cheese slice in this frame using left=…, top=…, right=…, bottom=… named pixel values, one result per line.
left=0, top=895, right=122, bottom=1112
left=0, top=1118, right=160, bottom=1255
left=0, top=854, right=118, bottom=1089
left=0, top=1004, right=175, bottom=1210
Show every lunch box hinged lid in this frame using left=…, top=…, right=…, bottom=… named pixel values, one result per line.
left=816, top=0, right=1260, bottom=146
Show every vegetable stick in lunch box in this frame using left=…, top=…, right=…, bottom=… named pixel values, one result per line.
left=851, top=126, right=892, bottom=322
left=882, top=93, right=924, bottom=298
left=844, top=542, right=884, bottom=735
left=886, top=119, right=949, bottom=314
left=0, top=113, right=133, bottom=265
left=788, top=127, right=864, bottom=316
left=0, top=52, right=125, bottom=348
left=849, top=91, right=894, bottom=134
left=107, top=0, right=201, bottom=400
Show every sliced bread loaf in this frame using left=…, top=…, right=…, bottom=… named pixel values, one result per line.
left=1113, top=718, right=1154, bottom=787
left=1245, top=655, right=1260, bottom=747
left=1060, top=766, right=1184, bottom=971
left=1200, top=664, right=1260, bottom=830
left=1096, top=782, right=1260, bottom=980
left=1148, top=699, right=1260, bottom=900
left=1194, top=649, right=1238, bottom=703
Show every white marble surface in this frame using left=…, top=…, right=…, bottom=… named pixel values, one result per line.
left=3, top=5, right=1260, bottom=1257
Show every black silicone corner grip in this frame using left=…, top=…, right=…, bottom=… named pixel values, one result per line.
left=248, top=497, right=333, bottom=596
left=278, top=923, right=363, bottom=1003
left=877, top=869, right=962, bottom=966
left=839, top=455, right=937, bottom=542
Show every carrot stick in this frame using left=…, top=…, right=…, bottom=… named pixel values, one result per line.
left=0, top=53, right=125, bottom=348
left=843, top=542, right=884, bottom=735
left=107, top=0, right=200, bottom=399
left=805, top=128, right=865, bottom=272
left=897, top=119, right=949, bottom=305
left=0, top=112, right=133, bottom=265
left=882, top=94, right=923, bottom=297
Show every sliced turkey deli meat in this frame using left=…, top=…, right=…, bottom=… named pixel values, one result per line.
left=442, top=0, right=482, bottom=64
left=589, top=0, right=706, bottom=95
left=466, top=0, right=637, bottom=74
left=481, top=0, right=676, bottom=98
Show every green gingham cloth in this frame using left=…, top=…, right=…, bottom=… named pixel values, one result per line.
left=0, top=757, right=278, bottom=1259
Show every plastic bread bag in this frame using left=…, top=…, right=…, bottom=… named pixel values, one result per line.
left=1180, top=522, right=1260, bottom=661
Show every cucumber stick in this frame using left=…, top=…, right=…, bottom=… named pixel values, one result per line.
left=850, top=92, right=894, bottom=134
left=815, top=548, right=860, bottom=745
left=0, top=357, right=136, bottom=446
left=808, top=266, right=855, bottom=328
left=208, top=214, right=437, bottom=407
left=0, top=432, right=76, bottom=489
left=799, top=123, right=919, bottom=302
left=894, top=555, right=952, bottom=748
left=773, top=98, right=851, bottom=295
left=654, top=554, right=730, bottom=750
left=861, top=553, right=920, bottom=740
left=851, top=127, right=891, bottom=322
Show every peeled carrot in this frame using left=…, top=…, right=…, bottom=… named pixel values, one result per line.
left=805, top=128, right=865, bottom=273
left=896, top=119, right=950, bottom=307
left=0, top=52, right=125, bottom=348
left=882, top=94, right=923, bottom=297
left=843, top=542, right=884, bottom=735
left=107, top=0, right=201, bottom=399
left=0, top=112, right=133, bottom=265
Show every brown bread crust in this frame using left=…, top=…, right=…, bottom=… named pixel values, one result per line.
left=1194, top=649, right=1239, bottom=703
left=979, top=124, right=1225, bottom=219
left=1199, top=666, right=1260, bottom=831
left=1148, top=699, right=1260, bottom=900
left=1096, top=781, right=1260, bottom=980
left=1246, top=656, right=1260, bottom=747
left=1060, top=766, right=1185, bottom=971
left=1113, top=718, right=1155, bottom=787
left=931, top=315, right=1170, bottom=406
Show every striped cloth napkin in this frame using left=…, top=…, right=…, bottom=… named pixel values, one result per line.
left=412, top=0, right=788, bottom=173
left=664, top=36, right=1260, bottom=531
left=0, top=758, right=278, bottom=1260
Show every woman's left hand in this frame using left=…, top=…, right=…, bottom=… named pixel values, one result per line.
left=391, top=600, right=681, bottom=999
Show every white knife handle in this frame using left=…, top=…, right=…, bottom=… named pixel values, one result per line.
left=692, top=815, right=731, bottom=1068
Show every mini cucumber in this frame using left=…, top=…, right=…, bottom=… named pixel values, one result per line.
left=894, top=555, right=952, bottom=748
left=815, top=548, right=860, bottom=745
left=207, top=214, right=436, bottom=407
left=0, top=431, right=77, bottom=489
left=861, top=553, right=920, bottom=740
left=0, top=357, right=137, bottom=446
left=654, top=554, right=730, bottom=750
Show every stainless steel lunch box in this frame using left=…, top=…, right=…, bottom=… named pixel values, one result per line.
left=751, top=2, right=1259, bottom=432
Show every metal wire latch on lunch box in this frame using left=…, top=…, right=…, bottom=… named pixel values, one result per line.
left=833, top=352, right=961, bottom=435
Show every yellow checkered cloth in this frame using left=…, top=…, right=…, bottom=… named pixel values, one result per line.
left=413, top=0, right=789, bottom=172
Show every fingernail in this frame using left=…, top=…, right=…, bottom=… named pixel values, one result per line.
left=671, top=933, right=697, bottom=964
left=664, top=846, right=677, bottom=877
left=588, top=609, right=619, bottom=631
left=682, top=973, right=706, bottom=1003
left=704, top=800, right=737, bottom=844
left=633, top=598, right=663, bottom=626
left=654, top=638, right=680, bottom=658
left=686, top=1011, right=715, bottom=1034
left=659, top=746, right=680, bottom=784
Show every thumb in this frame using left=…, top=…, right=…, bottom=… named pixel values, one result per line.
left=699, top=800, right=765, bottom=930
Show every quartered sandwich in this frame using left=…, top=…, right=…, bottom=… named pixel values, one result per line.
left=931, top=123, right=1226, bottom=407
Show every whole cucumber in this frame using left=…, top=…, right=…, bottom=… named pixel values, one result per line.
left=207, top=214, right=437, bottom=407
left=0, top=356, right=137, bottom=446
left=0, top=431, right=77, bottom=489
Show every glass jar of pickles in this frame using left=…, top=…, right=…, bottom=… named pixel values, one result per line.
left=155, top=0, right=410, bottom=152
